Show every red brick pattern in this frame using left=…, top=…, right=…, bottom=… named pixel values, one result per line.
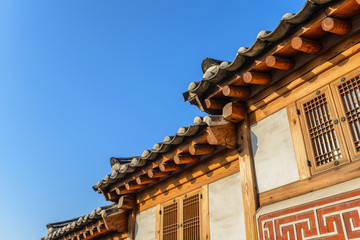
left=258, top=189, right=360, bottom=240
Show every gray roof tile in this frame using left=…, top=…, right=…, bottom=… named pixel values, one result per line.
left=183, top=0, right=338, bottom=104
left=93, top=115, right=231, bottom=192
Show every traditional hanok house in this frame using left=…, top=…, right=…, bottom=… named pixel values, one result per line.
left=42, top=0, right=360, bottom=239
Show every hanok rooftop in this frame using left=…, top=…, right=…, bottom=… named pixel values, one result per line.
left=42, top=0, right=360, bottom=239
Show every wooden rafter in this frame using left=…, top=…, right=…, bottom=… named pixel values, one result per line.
left=99, top=116, right=239, bottom=202
left=159, top=162, right=182, bottom=172
left=321, top=17, right=352, bottom=35
left=265, top=55, right=294, bottom=70
left=108, top=131, right=209, bottom=193
left=201, top=0, right=360, bottom=111
left=174, top=154, right=200, bottom=164
left=290, top=37, right=322, bottom=54
left=243, top=72, right=271, bottom=85
left=189, top=144, right=216, bottom=155
left=147, top=169, right=170, bottom=178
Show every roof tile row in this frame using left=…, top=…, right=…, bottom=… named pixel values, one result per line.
left=183, top=0, right=337, bottom=103
left=93, top=115, right=231, bottom=192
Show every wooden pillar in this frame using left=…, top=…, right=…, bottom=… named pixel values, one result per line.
left=238, top=115, right=259, bottom=240
left=286, top=103, right=311, bottom=180
left=126, top=208, right=137, bottom=240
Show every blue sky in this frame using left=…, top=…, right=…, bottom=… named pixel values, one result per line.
left=0, top=1, right=304, bottom=239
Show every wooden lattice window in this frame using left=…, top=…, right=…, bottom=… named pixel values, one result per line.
left=182, top=193, right=200, bottom=240
left=331, top=74, right=360, bottom=160
left=157, top=187, right=208, bottom=240
left=162, top=200, right=179, bottom=240
left=297, top=73, right=360, bottom=174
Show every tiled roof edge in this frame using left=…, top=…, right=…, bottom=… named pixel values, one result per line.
left=183, top=0, right=338, bottom=103
left=93, top=115, right=231, bottom=192
left=42, top=204, right=117, bottom=240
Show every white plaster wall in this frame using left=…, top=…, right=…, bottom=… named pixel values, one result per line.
left=209, top=172, right=246, bottom=240
left=134, top=206, right=156, bottom=240
left=251, top=108, right=299, bottom=193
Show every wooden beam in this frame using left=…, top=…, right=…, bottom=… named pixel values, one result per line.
left=222, top=86, right=251, bottom=98
left=174, top=154, right=200, bottom=164
left=89, top=225, right=94, bottom=236
left=80, top=223, right=109, bottom=240
left=291, top=37, right=322, bottom=54
left=103, top=211, right=128, bottom=233
left=101, top=232, right=128, bottom=240
left=206, top=123, right=237, bottom=149
left=189, top=144, right=216, bottom=155
left=321, top=17, right=351, bottom=35
left=118, top=195, right=135, bottom=210
left=115, top=188, right=137, bottom=195
left=230, top=74, right=248, bottom=86
left=248, top=29, right=360, bottom=123
left=265, top=55, right=294, bottom=70
left=204, top=99, right=225, bottom=110
left=107, top=192, right=120, bottom=201
left=222, top=102, right=246, bottom=123
left=135, top=176, right=157, bottom=185
left=238, top=115, right=258, bottom=240
left=329, top=0, right=360, bottom=18
left=203, top=0, right=360, bottom=102
left=124, top=182, right=146, bottom=191
left=137, top=149, right=237, bottom=206
left=243, top=72, right=271, bottom=85
left=147, top=169, right=170, bottom=178
left=108, top=131, right=209, bottom=193
left=159, top=162, right=182, bottom=172
left=138, top=151, right=240, bottom=212
left=259, top=159, right=360, bottom=206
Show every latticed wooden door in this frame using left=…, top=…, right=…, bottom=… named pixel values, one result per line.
left=161, top=199, right=179, bottom=240
left=159, top=189, right=203, bottom=240
left=297, top=85, right=350, bottom=174
left=331, top=74, right=360, bottom=161
left=181, top=192, right=201, bottom=240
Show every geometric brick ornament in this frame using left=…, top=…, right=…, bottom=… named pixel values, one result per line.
left=258, top=189, right=360, bottom=240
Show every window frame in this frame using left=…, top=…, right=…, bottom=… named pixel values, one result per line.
left=156, top=185, right=209, bottom=240
left=330, top=74, right=360, bottom=161
left=296, top=84, right=350, bottom=174
left=295, top=70, right=360, bottom=175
